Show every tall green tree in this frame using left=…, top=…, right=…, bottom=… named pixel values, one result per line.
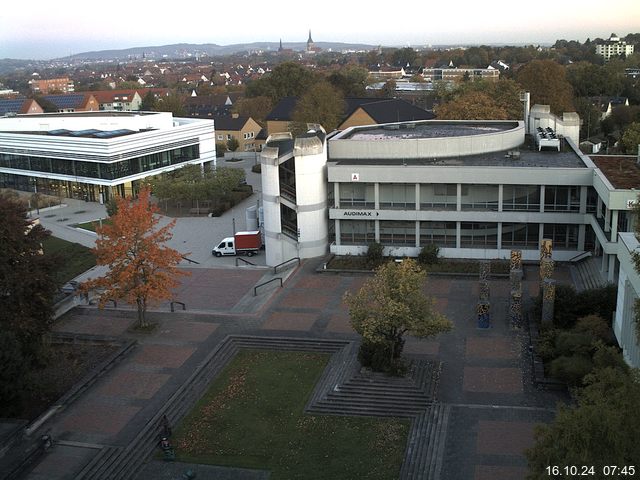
left=436, top=79, right=523, bottom=120
left=621, top=121, right=640, bottom=154
left=344, top=259, right=452, bottom=372
left=0, top=193, right=58, bottom=408
left=328, top=65, right=370, bottom=97
left=154, top=90, right=186, bottom=116
left=526, top=367, right=640, bottom=478
left=516, top=59, right=575, bottom=115
left=245, top=62, right=318, bottom=103
left=233, top=95, right=273, bottom=127
left=292, top=80, right=346, bottom=132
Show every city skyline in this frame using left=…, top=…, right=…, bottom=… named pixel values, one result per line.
left=1, top=0, right=639, bottom=60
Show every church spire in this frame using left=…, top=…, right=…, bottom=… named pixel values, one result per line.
left=307, top=29, right=313, bottom=44
left=278, top=38, right=283, bottom=52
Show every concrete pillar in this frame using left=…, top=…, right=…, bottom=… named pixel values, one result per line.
left=608, top=254, right=616, bottom=283
left=578, top=224, right=586, bottom=251
left=601, top=251, right=608, bottom=274
left=604, top=207, right=611, bottom=233
left=334, top=219, right=341, bottom=246
left=415, top=221, right=420, bottom=247
left=456, top=221, right=461, bottom=249
left=541, top=279, right=556, bottom=324
left=539, top=185, right=545, bottom=213
left=375, top=220, right=380, bottom=243
left=415, top=183, right=420, bottom=211
left=374, top=183, right=379, bottom=210
left=497, top=223, right=503, bottom=250
left=457, top=184, right=462, bottom=211
left=334, top=183, right=340, bottom=208
left=611, top=210, right=619, bottom=241
left=579, top=186, right=587, bottom=214
left=498, top=184, right=503, bottom=212
left=597, top=196, right=603, bottom=219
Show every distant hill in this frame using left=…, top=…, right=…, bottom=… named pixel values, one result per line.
left=63, top=42, right=378, bottom=61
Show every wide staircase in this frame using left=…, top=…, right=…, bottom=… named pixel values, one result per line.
left=571, top=256, right=609, bottom=291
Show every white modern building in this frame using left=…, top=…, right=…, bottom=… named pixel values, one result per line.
left=615, top=232, right=640, bottom=368
left=0, top=111, right=216, bottom=202
left=596, top=33, right=635, bottom=61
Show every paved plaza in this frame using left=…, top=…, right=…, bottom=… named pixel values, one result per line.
left=21, top=256, right=569, bottom=480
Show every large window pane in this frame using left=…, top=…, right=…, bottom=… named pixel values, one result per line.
left=501, top=223, right=539, bottom=248
left=339, top=183, right=374, bottom=209
left=503, top=185, right=540, bottom=211
left=379, top=184, right=415, bottom=210
left=544, top=186, right=580, bottom=212
left=460, top=222, right=498, bottom=248
left=340, top=220, right=375, bottom=245
left=543, top=224, right=578, bottom=249
left=420, top=221, right=456, bottom=247
left=379, top=220, right=415, bottom=246
left=420, top=184, right=456, bottom=210
left=461, top=184, right=499, bottom=211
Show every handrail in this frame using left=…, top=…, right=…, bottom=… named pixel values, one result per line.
left=236, top=257, right=256, bottom=266
left=568, top=251, right=592, bottom=263
left=254, top=277, right=283, bottom=296
left=273, top=257, right=300, bottom=274
left=181, top=255, right=200, bottom=265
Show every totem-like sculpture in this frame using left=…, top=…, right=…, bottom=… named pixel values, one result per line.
left=477, top=260, right=491, bottom=328
left=509, top=250, right=523, bottom=328
left=541, top=278, right=556, bottom=324
left=539, top=238, right=554, bottom=287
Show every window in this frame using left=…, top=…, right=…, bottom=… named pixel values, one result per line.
left=340, top=220, right=375, bottom=245
left=543, top=224, right=579, bottom=249
left=420, top=221, right=456, bottom=247
left=460, top=222, right=498, bottom=248
left=226, top=134, right=232, bottom=140
left=421, top=184, right=456, bottom=210
left=503, top=185, right=541, bottom=211
left=461, top=184, right=499, bottom=211
left=379, top=184, right=415, bottom=209
left=217, top=134, right=223, bottom=140
left=339, top=183, right=374, bottom=209
left=501, top=223, right=539, bottom=248
left=544, top=186, right=580, bottom=212
left=379, top=221, right=415, bottom=246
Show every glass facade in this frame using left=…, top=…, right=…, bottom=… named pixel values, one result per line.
left=420, top=184, right=456, bottom=210
left=544, top=186, right=580, bottom=212
left=460, top=222, right=498, bottom=248
left=339, top=182, right=374, bottom=208
left=503, top=185, right=541, bottom=211
left=379, top=184, right=415, bottom=209
left=379, top=220, right=415, bottom=245
left=420, top=221, right=456, bottom=247
left=543, top=224, right=579, bottom=249
left=340, top=220, right=375, bottom=245
left=501, top=223, right=540, bottom=248
left=0, top=144, right=199, bottom=181
left=460, top=184, right=499, bottom=211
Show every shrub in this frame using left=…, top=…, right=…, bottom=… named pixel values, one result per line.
left=575, top=284, right=617, bottom=323
left=554, top=330, right=595, bottom=357
left=549, top=355, right=593, bottom=386
left=592, top=342, right=628, bottom=371
left=365, top=242, right=384, bottom=269
left=574, top=314, right=614, bottom=344
left=417, top=244, right=439, bottom=265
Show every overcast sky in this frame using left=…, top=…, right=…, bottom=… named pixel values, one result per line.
left=2, top=0, right=639, bottom=60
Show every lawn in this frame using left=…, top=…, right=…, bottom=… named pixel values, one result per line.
left=42, top=236, right=96, bottom=285
left=173, top=349, right=410, bottom=480
left=75, top=218, right=110, bottom=232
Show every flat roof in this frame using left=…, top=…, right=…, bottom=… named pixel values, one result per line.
left=590, top=155, right=640, bottom=189
left=342, top=121, right=518, bottom=141
left=331, top=142, right=587, bottom=169
left=11, top=111, right=156, bottom=118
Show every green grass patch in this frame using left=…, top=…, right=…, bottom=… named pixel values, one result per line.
left=42, top=236, right=96, bottom=285
left=74, top=218, right=111, bottom=232
left=173, top=349, right=409, bottom=479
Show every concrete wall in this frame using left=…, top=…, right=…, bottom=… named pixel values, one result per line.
left=528, top=105, right=580, bottom=145
left=614, top=233, right=640, bottom=368
left=330, top=121, right=524, bottom=160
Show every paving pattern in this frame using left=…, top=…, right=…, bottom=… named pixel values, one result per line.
left=23, top=261, right=571, bottom=480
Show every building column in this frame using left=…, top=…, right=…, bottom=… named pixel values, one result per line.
left=601, top=250, right=608, bottom=274
left=608, top=254, right=616, bottom=283
left=611, top=210, right=619, bottom=241
left=597, top=196, right=603, bottom=219
left=579, top=186, right=587, bottom=214
left=497, top=223, right=503, bottom=250
left=334, top=219, right=341, bottom=246
left=456, top=221, right=461, bottom=249
left=375, top=220, right=380, bottom=243
left=538, top=223, right=545, bottom=246
left=539, top=185, right=545, bottom=213
left=334, top=183, right=340, bottom=208
left=498, top=184, right=503, bottom=212
left=578, top=224, right=586, bottom=251
left=604, top=207, right=611, bottom=233
left=415, top=221, right=420, bottom=247
left=374, top=183, right=380, bottom=210
left=457, top=184, right=462, bottom=211
left=415, top=183, right=420, bottom=211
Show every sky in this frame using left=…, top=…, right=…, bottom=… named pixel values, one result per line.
left=1, top=0, right=639, bottom=60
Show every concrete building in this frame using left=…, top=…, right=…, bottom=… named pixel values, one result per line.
left=421, top=66, right=500, bottom=82
left=614, top=232, right=640, bottom=368
left=596, top=33, right=635, bottom=61
left=213, top=115, right=263, bottom=152
left=87, top=90, right=143, bottom=111
left=0, top=111, right=215, bottom=202
left=28, top=77, right=75, bottom=95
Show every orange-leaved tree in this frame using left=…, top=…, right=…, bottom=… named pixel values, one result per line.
left=81, top=186, right=188, bottom=328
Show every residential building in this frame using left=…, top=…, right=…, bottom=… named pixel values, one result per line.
left=42, top=94, right=100, bottom=113
left=0, top=98, right=43, bottom=116
left=213, top=115, right=263, bottom=152
left=0, top=111, right=216, bottom=202
left=590, top=96, right=630, bottom=120
left=596, top=33, right=635, bottom=60
left=265, top=97, right=434, bottom=136
left=28, top=77, right=75, bottom=95
left=86, top=90, right=143, bottom=111
left=421, top=65, right=500, bottom=82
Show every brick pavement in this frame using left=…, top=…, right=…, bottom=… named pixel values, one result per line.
left=25, top=260, right=570, bottom=479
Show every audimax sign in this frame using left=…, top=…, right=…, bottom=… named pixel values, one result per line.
left=342, top=210, right=379, bottom=217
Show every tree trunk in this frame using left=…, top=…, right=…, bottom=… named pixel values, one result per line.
left=137, top=297, right=147, bottom=328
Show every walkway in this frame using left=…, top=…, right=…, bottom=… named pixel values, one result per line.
left=22, top=260, right=569, bottom=480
